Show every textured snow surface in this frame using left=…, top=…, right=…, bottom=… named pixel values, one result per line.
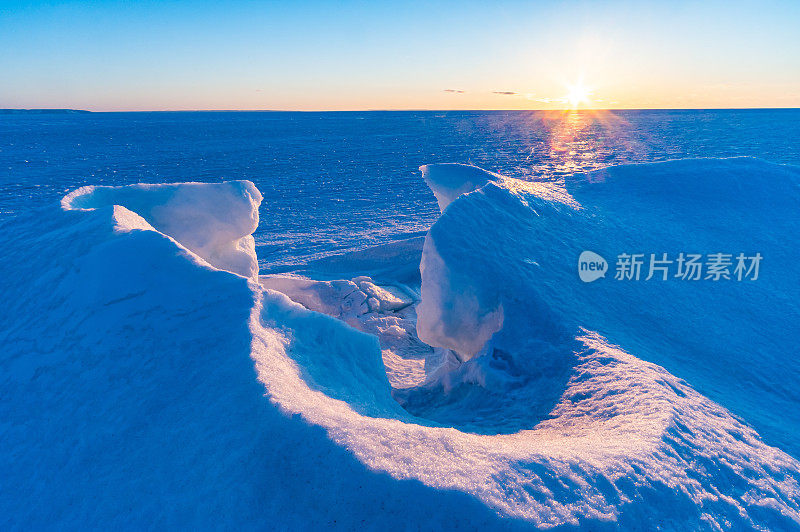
left=3, top=161, right=800, bottom=529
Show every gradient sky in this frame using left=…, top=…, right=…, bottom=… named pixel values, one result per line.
left=2, top=0, right=799, bottom=111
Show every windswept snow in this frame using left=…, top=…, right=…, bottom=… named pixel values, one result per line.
left=252, top=300, right=800, bottom=528
left=3, top=161, right=800, bottom=529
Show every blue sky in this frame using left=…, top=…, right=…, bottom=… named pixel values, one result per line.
left=1, top=0, right=799, bottom=110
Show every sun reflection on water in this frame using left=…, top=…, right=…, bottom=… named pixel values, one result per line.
left=522, top=109, right=638, bottom=181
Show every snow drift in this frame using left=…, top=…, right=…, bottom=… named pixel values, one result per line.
left=415, top=160, right=800, bottom=456
left=3, top=160, right=800, bottom=530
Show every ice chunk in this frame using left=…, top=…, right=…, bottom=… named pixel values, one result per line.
left=260, top=275, right=367, bottom=317
left=366, top=296, right=380, bottom=313
left=416, top=236, right=504, bottom=360
left=357, top=280, right=413, bottom=312
left=420, top=163, right=502, bottom=212
left=62, top=180, right=262, bottom=279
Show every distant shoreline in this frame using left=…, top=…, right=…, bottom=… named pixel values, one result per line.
left=0, top=109, right=91, bottom=114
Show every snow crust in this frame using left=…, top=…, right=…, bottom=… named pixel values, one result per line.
left=4, top=160, right=800, bottom=529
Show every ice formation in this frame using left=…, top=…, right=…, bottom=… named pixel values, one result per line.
left=62, top=180, right=263, bottom=279
left=421, top=162, right=502, bottom=211
left=4, top=160, right=800, bottom=529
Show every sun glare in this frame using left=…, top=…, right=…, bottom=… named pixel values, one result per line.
left=565, top=82, right=592, bottom=108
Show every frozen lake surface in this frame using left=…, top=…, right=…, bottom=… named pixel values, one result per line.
left=3, top=109, right=799, bottom=272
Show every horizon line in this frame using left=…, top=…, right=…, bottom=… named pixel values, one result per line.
left=4, top=106, right=800, bottom=113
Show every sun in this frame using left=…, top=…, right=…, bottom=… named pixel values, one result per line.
left=565, top=82, right=592, bottom=108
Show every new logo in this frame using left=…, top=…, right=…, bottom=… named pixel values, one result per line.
left=578, top=251, right=608, bottom=283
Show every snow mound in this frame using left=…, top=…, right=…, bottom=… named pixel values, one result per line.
left=62, top=180, right=262, bottom=279
left=415, top=158, right=800, bottom=455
